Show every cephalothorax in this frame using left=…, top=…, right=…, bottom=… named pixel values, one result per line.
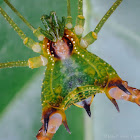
left=0, top=0, right=140, bottom=140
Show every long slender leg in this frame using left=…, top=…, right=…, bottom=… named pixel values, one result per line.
left=0, top=6, right=43, bottom=53
left=0, top=55, right=48, bottom=69
left=66, top=0, right=73, bottom=29
left=67, top=0, right=71, bottom=18
left=74, top=0, right=85, bottom=36
left=3, top=0, right=44, bottom=41
left=0, top=6, right=26, bottom=40
left=4, top=0, right=34, bottom=31
left=0, top=61, right=28, bottom=69
left=80, top=0, right=123, bottom=48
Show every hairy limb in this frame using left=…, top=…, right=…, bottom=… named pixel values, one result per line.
left=80, top=0, right=123, bottom=48
left=74, top=0, right=85, bottom=36
left=66, top=0, right=73, bottom=29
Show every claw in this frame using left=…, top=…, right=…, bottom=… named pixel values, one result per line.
left=116, top=83, right=131, bottom=95
left=44, top=117, right=49, bottom=133
left=36, top=108, right=70, bottom=140
left=107, top=79, right=140, bottom=106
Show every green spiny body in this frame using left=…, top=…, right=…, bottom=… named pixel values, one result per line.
left=41, top=39, right=119, bottom=110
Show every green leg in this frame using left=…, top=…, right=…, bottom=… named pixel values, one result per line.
left=4, top=0, right=34, bottom=31
left=0, top=6, right=43, bottom=53
left=0, top=6, right=26, bottom=40
left=0, top=55, right=48, bottom=69
left=4, top=0, right=45, bottom=41
left=28, top=55, right=48, bottom=69
left=66, top=0, right=73, bottom=29
left=74, top=0, right=85, bottom=36
left=0, top=61, right=28, bottom=69
left=80, top=0, right=123, bottom=48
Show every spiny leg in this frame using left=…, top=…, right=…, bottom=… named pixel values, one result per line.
left=0, top=55, right=48, bottom=69
left=0, top=6, right=43, bottom=53
left=66, top=0, right=73, bottom=29
left=80, top=0, right=123, bottom=48
left=74, top=0, right=85, bottom=36
left=4, top=0, right=45, bottom=41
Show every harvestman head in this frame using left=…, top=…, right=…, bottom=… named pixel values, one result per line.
left=0, top=0, right=140, bottom=140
